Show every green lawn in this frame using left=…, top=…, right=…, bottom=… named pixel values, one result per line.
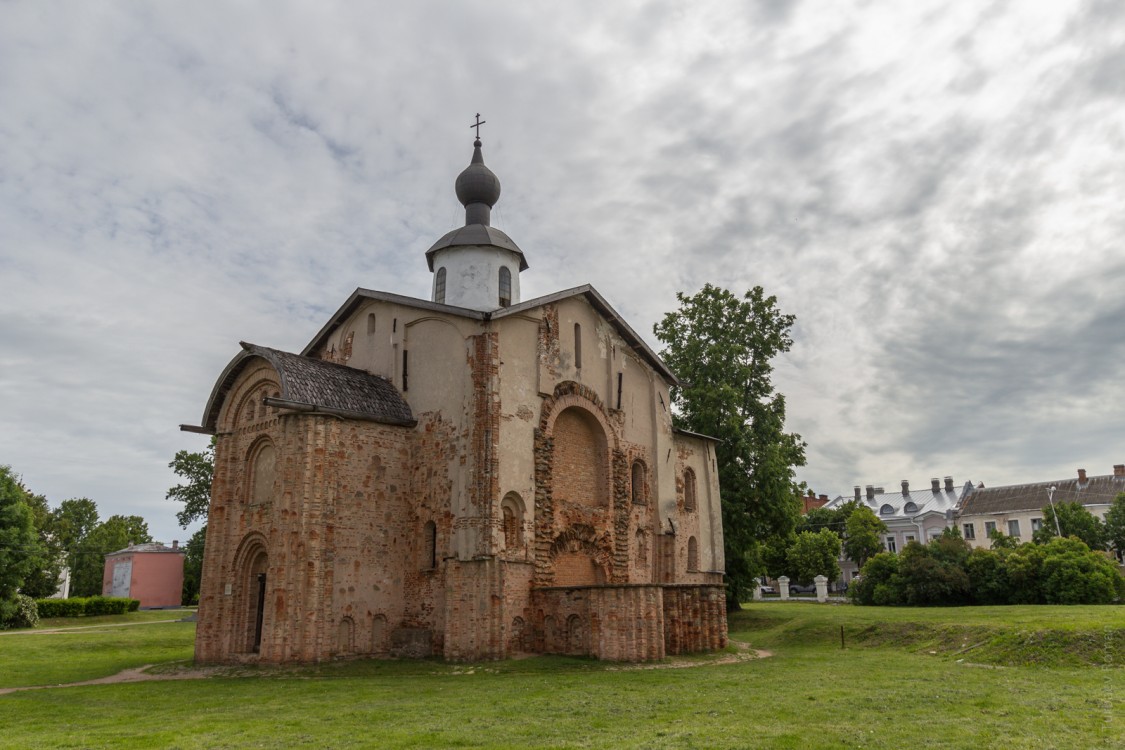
left=0, top=604, right=1122, bottom=749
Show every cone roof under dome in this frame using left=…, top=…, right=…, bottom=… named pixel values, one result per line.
left=426, top=138, right=527, bottom=272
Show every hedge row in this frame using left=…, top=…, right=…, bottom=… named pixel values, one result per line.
left=851, top=535, right=1125, bottom=606
left=35, top=596, right=141, bottom=618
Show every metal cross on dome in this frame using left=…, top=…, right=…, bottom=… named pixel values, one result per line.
left=470, top=113, right=486, bottom=139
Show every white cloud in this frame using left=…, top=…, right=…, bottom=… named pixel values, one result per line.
left=1, top=1, right=1123, bottom=543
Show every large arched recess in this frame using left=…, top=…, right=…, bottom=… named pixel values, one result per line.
left=533, top=382, right=625, bottom=584
left=231, top=532, right=271, bottom=655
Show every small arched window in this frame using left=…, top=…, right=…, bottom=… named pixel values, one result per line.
left=631, top=461, right=647, bottom=505
left=423, top=521, right=437, bottom=569
left=687, top=536, right=699, bottom=571
left=500, top=492, right=524, bottom=551
left=498, top=266, right=511, bottom=308
left=880, top=504, right=895, bottom=516
left=635, top=529, right=647, bottom=567
left=434, top=268, right=447, bottom=304
left=903, top=502, right=918, bottom=514
left=684, top=468, right=697, bottom=512
left=366, top=313, right=377, bottom=335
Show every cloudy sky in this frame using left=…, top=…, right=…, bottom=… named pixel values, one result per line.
left=2, top=1, right=1123, bottom=544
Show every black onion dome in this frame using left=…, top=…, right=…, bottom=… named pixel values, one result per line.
left=455, top=138, right=501, bottom=210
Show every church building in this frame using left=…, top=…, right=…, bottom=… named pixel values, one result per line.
left=184, top=131, right=728, bottom=663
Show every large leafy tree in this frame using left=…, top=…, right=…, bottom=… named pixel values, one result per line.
left=654, top=284, right=806, bottom=605
left=167, top=438, right=214, bottom=604
left=844, top=505, right=887, bottom=568
left=166, top=438, right=215, bottom=528
left=785, top=529, right=842, bottom=585
left=1, top=466, right=42, bottom=623
left=51, top=497, right=100, bottom=581
left=1104, top=492, right=1125, bottom=560
left=19, top=488, right=64, bottom=599
left=1033, top=501, right=1107, bottom=550
left=70, top=515, right=153, bottom=597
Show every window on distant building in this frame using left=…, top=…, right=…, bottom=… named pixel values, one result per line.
left=885, top=536, right=897, bottom=553
left=1031, top=518, right=1043, bottom=533
left=905, top=535, right=916, bottom=545
left=963, top=523, right=975, bottom=540
left=904, top=502, right=918, bottom=514
left=984, top=521, right=997, bottom=537
left=880, top=504, right=894, bottom=516
left=1008, top=519, right=1021, bottom=538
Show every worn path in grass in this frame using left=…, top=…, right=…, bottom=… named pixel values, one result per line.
left=0, top=640, right=772, bottom=695
left=0, top=619, right=182, bottom=636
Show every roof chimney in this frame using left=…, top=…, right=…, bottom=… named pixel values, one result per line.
left=854, top=485, right=862, bottom=501
left=819, top=494, right=828, bottom=502
left=1114, top=464, right=1125, bottom=478
left=901, top=480, right=909, bottom=496
left=931, top=477, right=940, bottom=493
left=944, top=476, right=954, bottom=492
left=1078, top=468, right=1087, bottom=483
left=865, top=485, right=875, bottom=500
left=172, top=540, right=179, bottom=550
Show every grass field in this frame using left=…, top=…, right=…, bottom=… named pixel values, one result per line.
left=0, top=603, right=1121, bottom=749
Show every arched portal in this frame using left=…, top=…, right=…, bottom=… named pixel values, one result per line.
left=233, top=537, right=269, bottom=654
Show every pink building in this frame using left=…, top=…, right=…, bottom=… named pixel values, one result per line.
left=102, top=541, right=186, bottom=609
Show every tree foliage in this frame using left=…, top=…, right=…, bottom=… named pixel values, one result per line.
left=69, top=515, right=153, bottom=598
left=785, top=529, right=842, bottom=585
left=851, top=534, right=1122, bottom=606
left=52, top=497, right=100, bottom=578
left=843, top=505, right=886, bottom=568
left=181, top=525, right=207, bottom=606
left=1104, top=492, right=1125, bottom=558
left=654, top=284, right=806, bottom=605
left=17, top=487, right=64, bottom=599
left=167, top=437, right=215, bottom=528
left=1032, top=501, right=1107, bottom=550
left=0, top=466, right=42, bottom=625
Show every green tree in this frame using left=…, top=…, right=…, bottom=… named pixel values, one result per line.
left=988, top=528, right=1020, bottom=550
left=168, top=439, right=215, bottom=604
left=1033, top=501, right=1107, bottom=550
left=19, top=489, right=64, bottom=599
left=1104, top=492, right=1125, bottom=559
left=70, top=515, right=153, bottom=597
left=166, top=438, right=215, bottom=528
left=0, top=466, right=41, bottom=625
left=654, top=284, right=806, bottom=606
left=51, top=497, right=99, bottom=582
left=181, top=525, right=206, bottom=606
left=844, top=505, right=886, bottom=568
left=785, top=528, right=842, bottom=585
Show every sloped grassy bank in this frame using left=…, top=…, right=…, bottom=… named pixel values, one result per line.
left=732, top=602, right=1124, bottom=667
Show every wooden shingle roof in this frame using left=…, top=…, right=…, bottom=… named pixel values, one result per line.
left=193, top=342, right=414, bottom=433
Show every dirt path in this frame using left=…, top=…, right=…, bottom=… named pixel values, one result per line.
left=0, top=640, right=771, bottom=695
left=0, top=619, right=184, bottom=636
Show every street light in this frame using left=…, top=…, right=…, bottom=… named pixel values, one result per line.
left=1046, top=485, right=1062, bottom=537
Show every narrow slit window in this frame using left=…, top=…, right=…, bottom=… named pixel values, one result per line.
left=402, top=350, right=409, bottom=391
left=616, top=372, right=623, bottom=410
left=434, top=268, right=447, bottom=304
left=574, top=323, right=582, bottom=369
left=498, top=267, right=511, bottom=308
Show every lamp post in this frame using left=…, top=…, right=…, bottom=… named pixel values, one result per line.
left=1046, top=485, right=1062, bottom=537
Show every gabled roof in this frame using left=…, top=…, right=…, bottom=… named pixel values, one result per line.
left=191, top=343, right=414, bottom=433
left=958, top=474, right=1125, bottom=516
left=301, top=285, right=680, bottom=386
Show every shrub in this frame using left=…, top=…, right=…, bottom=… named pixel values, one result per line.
left=128, top=599, right=141, bottom=612
left=895, top=544, right=970, bottom=606
left=1039, top=538, right=1123, bottom=604
left=966, top=548, right=1010, bottom=605
left=83, top=596, right=132, bottom=616
left=36, top=597, right=87, bottom=618
left=1, top=594, right=40, bottom=629
left=849, top=552, right=899, bottom=606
